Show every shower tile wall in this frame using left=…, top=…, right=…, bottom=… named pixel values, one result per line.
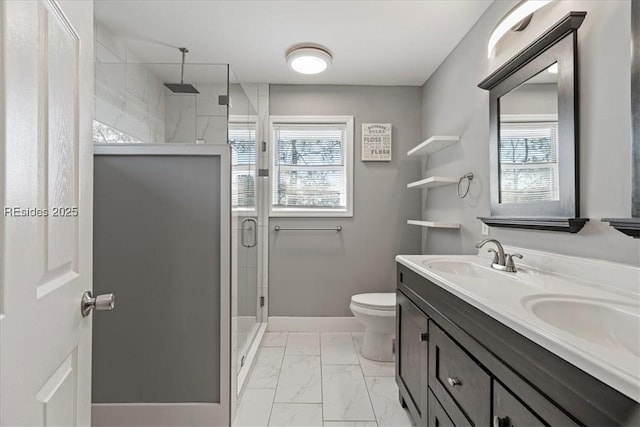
left=94, top=23, right=165, bottom=143
left=164, top=83, right=228, bottom=144
left=165, top=95, right=196, bottom=143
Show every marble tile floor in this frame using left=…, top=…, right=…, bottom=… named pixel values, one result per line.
left=234, top=332, right=414, bottom=427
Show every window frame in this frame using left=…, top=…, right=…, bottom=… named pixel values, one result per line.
left=268, top=115, right=354, bottom=217
left=229, top=114, right=259, bottom=214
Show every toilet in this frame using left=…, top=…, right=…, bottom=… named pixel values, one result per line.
left=349, top=293, right=396, bottom=362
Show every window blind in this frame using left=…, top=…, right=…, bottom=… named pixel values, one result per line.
left=499, top=121, right=559, bottom=203
left=272, top=124, right=347, bottom=209
left=229, top=122, right=256, bottom=208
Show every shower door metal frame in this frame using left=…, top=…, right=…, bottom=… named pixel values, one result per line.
left=92, top=143, right=231, bottom=426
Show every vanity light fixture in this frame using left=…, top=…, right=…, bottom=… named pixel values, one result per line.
left=286, top=44, right=332, bottom=75
left=487, top=0, right=553, bottom=58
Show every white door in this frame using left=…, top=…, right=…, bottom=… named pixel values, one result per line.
left=1, top=1, right=95, bottom=425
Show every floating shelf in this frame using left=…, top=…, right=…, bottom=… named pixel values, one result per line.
left=407, top=176, right=458, bottom=189
left=478, top=217, right=589, bottom=233
left=602, top=218, right=640, bottom=238
left=407, top=220, right=460, bottom=229
left=407, top=135, right=460, bottom=157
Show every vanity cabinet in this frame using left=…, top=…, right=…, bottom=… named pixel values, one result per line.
left=396, top=290, right=429, bottom=425
left=429, top=323, right=490, bottom=426
left=396, top=263, right=640, bottom=427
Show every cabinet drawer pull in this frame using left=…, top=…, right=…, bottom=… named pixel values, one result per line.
left=419, top=332, right=428, bottom=342
left=493, top=416, right=510, bottom=427
left=447, top=377, right=462, bottom=387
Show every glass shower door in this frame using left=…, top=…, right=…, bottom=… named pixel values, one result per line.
left=228, top=75, right=261, bottom=384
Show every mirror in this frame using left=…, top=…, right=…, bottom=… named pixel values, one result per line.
left=603, top=0, right=640, bottom=237
left=499, top=64, right=559, bottom=204
left=478, top=12, right=588, bottom=233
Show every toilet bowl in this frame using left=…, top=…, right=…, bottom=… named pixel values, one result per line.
left=350, top=293, right=396, bottom=362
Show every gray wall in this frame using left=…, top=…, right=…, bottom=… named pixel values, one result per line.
left=269, top=85, right=422, bottom=317
left=421, top=0, right=640, bottom=265
left=93, top=155, right=221, bottom=403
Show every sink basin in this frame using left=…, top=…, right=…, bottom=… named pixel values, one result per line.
left=421, top=260, right=495, bottom=278
left=524, top=296, right=640, bottom=357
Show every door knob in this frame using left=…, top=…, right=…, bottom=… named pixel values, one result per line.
left=81, top=291, right=115, bottom=317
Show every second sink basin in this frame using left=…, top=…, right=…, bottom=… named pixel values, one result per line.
left=524, top=296, right=640, bottom=358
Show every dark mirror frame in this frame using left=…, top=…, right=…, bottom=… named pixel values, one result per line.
left=478, top=12, right=589, bottom=233
left=603, top=0, right=640, bottom=238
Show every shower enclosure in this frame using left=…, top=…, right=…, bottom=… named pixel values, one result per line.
left=92, top=41, right=265, bottom=424
left=227, top=71, right=264, bottom=392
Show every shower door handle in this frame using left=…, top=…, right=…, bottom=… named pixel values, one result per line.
left=241, top=218, right=258, bottom=248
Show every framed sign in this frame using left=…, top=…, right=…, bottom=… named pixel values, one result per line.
left=361, top=123, right=392, bottom=161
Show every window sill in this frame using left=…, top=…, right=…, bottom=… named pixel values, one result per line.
left=269, top=208, right=353, bottom=218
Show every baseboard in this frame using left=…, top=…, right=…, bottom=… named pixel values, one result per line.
left=267, top=316, right=365, bottom=332
left=92, top=403, right=226, bottom=427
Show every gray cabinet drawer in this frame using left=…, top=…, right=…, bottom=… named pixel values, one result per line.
left=430, top=322, right=490, bottom=426
left=493, top=381, right=545, bottom=427
left=493, top=380, right=579, bottom=427
left=428, top=389, right=455, bottom=427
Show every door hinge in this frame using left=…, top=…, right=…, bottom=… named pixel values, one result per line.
left=218, top=95, right=230, bottom=106
left=260, top=296, right=265, bottom=307
left=258, top=169, right=269, bottom=177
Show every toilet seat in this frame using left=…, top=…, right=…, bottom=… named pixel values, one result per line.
left=350, top=293, right=396, bottom=311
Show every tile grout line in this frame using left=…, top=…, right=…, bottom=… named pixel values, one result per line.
left=352, top=333, right=380, bottom=427
left=266, top=333, right=288, bottom=426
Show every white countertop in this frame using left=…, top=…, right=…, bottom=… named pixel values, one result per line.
left=396, top=248, right=640, bottom=403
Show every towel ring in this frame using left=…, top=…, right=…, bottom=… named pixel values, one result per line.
left=457, top=173, right=474, bottom=199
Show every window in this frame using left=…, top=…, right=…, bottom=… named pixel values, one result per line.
left=229, top=120, right=257, bottom=210
left=269, top=116, right=354, bottom=217
left=499, top=117, right=559, bottom=204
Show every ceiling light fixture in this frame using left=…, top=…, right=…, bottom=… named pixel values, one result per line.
left=487, top=0, right=553, bottom=58
left=286, top=45, right=332, bottom=75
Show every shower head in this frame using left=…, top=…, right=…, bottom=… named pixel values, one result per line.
left=164, top=83, right=199, bottom=94
left=164, top=47, right=199, bottom=94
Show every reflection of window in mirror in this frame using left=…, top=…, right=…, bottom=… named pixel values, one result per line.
left=498, top=63, right=559, bottom=204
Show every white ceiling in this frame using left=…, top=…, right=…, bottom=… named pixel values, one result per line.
left=94, top=0, right=493, bottom=86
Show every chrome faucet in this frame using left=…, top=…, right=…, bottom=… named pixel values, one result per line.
left=476, top=239, right=505, bottom=267
left=475, top=239, right=523, bottom=273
